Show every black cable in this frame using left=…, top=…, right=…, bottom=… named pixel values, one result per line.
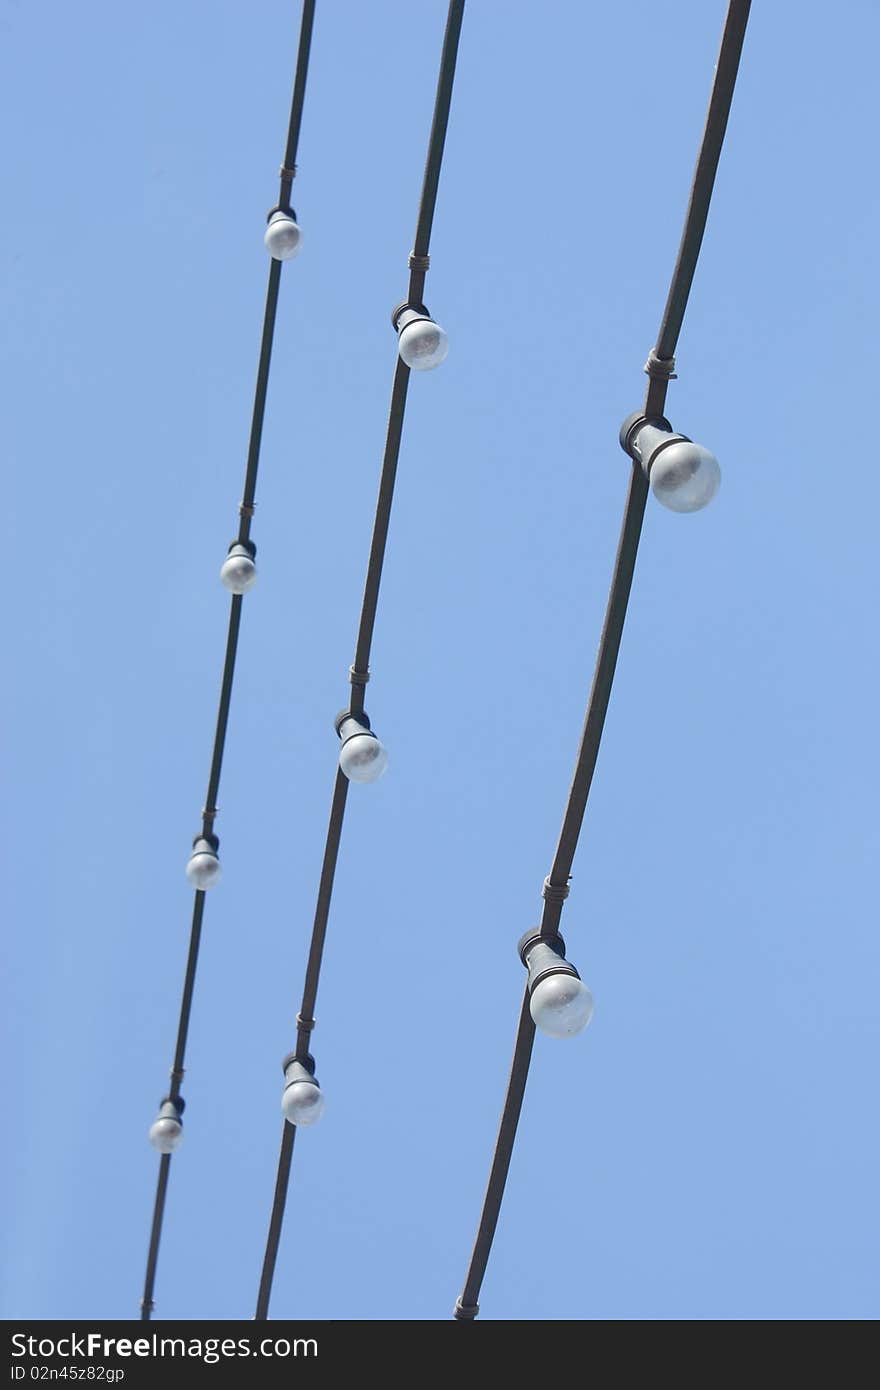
left=140, top=1155, right=171, bottom=1320
left=351, top=360, right=411, bottom=704
left=651, top=0, right=752, bottom=377
left=540, top=466, right=649, bottom=940
left=140, top=0, right=316, bottom=1321
left=254, top=0, right=466, bottom=1321
left=454, top=990, right=535, bottom=1321
left=454, top=0, right=751, bottom=1320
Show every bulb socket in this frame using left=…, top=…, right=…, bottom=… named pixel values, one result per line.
left=620, top=412, right=693, bottom=480
left=266, top=204, right=297, bottom=225
left=156, top=1097, right=185, bottom=1120
left=391, top=301, right=432, bottom=334
left=518, top=930, right=581, bottom=991
left=281, top=1051, right=316, bottom=1078
left=334, top=709, right=374, bottom=745
left=191, top=832, right=219, bottom=854
left=226, top=538, right=257, bottom=560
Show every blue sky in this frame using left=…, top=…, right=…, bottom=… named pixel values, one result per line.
left=2, top=0, right=878, bottom=1321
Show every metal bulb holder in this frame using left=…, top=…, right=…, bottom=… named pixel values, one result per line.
left=620, top=411, right=721, bottom=513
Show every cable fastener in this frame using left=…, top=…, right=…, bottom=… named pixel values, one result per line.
left=349, top=666, right=370, bottom=688
left=408, top=252, right=430, bottom=272
left=643, top=350, right=677, bottom=381
left=542, top=876, right=571, bottom=906
left=453, top=1298, right=479, bottom=1320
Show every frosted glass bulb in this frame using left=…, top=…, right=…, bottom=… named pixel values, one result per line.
left=220, top=545, right=257, bottom=594
left=398, top=317, right=448, bottom=371
left=339, top=732, right=388, bottom=784
left=149, top=1115, right=183, bottom=1153
left=186, top=839, right=221, bottom=889
left=651, top=441, right=720, bottom=513
left=529, top=973, right=594, bottom=1038
left=148, top=1100, right=182, bottom=1156
left=264, top=210, right=302, bottom=261
left=282, top=1080, right=325, bottom=1127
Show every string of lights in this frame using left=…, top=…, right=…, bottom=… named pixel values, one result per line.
left=453, top=0, right=752, bottom=1321
left=253, top=0, right=466, bottom=1321
left=139, top=0, right=317, bottom=1321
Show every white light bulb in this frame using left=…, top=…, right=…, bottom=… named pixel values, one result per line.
left=339, top=732, right=388, bottom=784
left=529, top=973, right=594, bottom=1038
left=186, top=839, right=221, bottom=890
left=264, top=210, right=302, bottom=261
left=149, top=1104, right=183, bottom=1154
left=282, top=1079, right=325, bottom=1127
left=398, top=317, right=448, bottom=371
left=650, top=441, right=720, bottom=513
left=220, top=545, right=257, bottom=594
left=149, top=1116, right=182, bottom=1153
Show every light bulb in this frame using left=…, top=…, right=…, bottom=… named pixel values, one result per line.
left=220, top=542, right=257, bottom=594
left=649, top=440, right=721, bottom=513
left=529, top=973, right=594, bottom=1038
left=520, top=932, right=594, bottom=1040
left=336, top=712, right=388, bottom=784
left=149, top=1100, right=183, bottom=1154
left=281, top=1058, right=325, bottom=1127
left=264, top=209, right=302, bottom=261
left=619, top=412, right=720, bottom=515
left=186, top=837, right=221, bottom=889
left=340, top=732, right=388, bottom=783
left=398, top=315, right=448, bottom=371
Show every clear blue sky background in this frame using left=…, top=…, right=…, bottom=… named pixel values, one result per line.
left=2, top=0, right=878, bottom=1322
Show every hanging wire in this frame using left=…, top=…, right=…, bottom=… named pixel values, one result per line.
left=139, top=0, right=317, bottom=1321
left=454, top=0, right=752, bottom=1321
left=254, top=0, right=466, bottom=1321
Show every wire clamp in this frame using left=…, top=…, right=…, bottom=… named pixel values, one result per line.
left=643, top=350, right=677, bottom=381
left=296, top=1013, right=316, bottom=1034
left=279, top=164, right=297, bottom=181
left=408, top=252, right=430, bottom=272
left=239, top=501, right=256, bottom=519
left=453, top=1297, right=479, bottom=1320
left=542, top=876, right=571, bottom=905
left=349, top=666, right=370, bottom=687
